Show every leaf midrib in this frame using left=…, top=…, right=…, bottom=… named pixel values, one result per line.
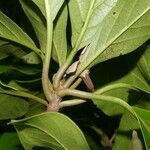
left=72, top=0, right=95, bottom=52
left=0, top=11, right=41, bottom=55
left=25, top=123, right=66, bottom=150
left=0, top=20, right=19, bottom=40
left=25, top=131, right=63, bottom=149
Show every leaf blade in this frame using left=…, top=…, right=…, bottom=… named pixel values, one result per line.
left=32, top=0, right=65, bottom=21
left=52, top=3, right=68, bottom=66
left=30, top=0, right=67, bottom=65
left=0, top=93, right=29, bottom=120
left=0, top=132, right=20, bottom=150
left=0, top=11, right=41, bottom=55
left=72, top=0, right=150, bottom=73
left=133, top=106, right=150, bottom=149
left=19, top=0, right=47, bottom=52
left=12, top=112, right=90, bottom=150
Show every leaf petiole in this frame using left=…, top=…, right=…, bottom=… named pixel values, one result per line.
left=70, top=78, right=82, bottom=89
left=42, top=0, right=53, bottom=101
left=0, top=89, right=48, bottom=106
left=53, top=0, right=95, bottom=89
left=95, top=83, right=139, bottom=94
left=58, top=89, right=137, bottom=117
left=59, top=99, right=86, bottom=108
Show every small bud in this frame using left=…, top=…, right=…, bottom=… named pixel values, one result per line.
left=80, top=69, right=94, bottom=92
left=66, top=61, right=79, bottom=75
left=79, top=46, right=88, bottom=60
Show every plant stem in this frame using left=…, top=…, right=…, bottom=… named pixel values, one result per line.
left=53, top=54, right=74, bottom=89
left=58, top=89, right=137, bottom=117
left=63, top=74, right=78, bottom=88
left=70, top=78, right=82, bottom=89
left=59, top=99, right=86, bottom=108
left=53, top=0, right=95, bottom=89
left=0, top=89, right=48, bottom=106
left=95, top=83, right=138, bottom=94
left=42, top=0, right=53, bottom=101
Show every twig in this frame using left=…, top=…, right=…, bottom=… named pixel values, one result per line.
left=59, top=99, right=86, bottom=108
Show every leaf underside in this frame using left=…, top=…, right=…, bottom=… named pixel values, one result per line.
left=12, top=112, right=90, bottom=150
left=68, top=0, right=150, bottom=74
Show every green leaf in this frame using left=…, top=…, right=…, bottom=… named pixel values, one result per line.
left=0, top=65, right=12, bottom=74
left=25, top=101, right=46, bottom=117
left=12, top=112, right=90, bottom=150
left=112, top=111, right=140, bottom=150
left=0, top=41, right=9, bottom=60
left=16, top=78, right=41, bottom=84
left=0, top=93, right=29, bottom=120
left=31, top=0, right=45, bottom=17
left=119, top=110, right=139, bottom=131
left=133, top=106, right=150, bottom=149
left=112, top=132, right=132, bottom=150
left=137, top=46, right=150, bottom=83
left=94, top=79, right=147, bottom=116
left=98, top=66, right=150, bottom=94
left=0, top=132, right=20, bottom=150
left=0, top=51, right=9, bottom=60
left=90, top=90, right=146, bottom=148
left=68, top=0, right=110, bottom=48
left=0, top=64, right=41, bottom=75
left=72, top=0, right=150, bottom=74
left=19, top=0, right=47, bottom=52
left=0, top=41, right=28, bottom=59
left=0, top=39, right=8, bottom=46
left=94, top=69, right=150, bottom=116
left=0, top=42, right=24, bottom=60
left=0, top=81, right=18, bottom=90
left=0, top=10, right=41, bottom=55
left=93, top=46, right=150, bottom=94
left=22, top=51, right=41, bottom=64
left=13, top=65, right=41, bottom=75
left=95, top=85, right=131, bottom=116
left=91, top=94, right=140, bottom=150
left=32, top=0, right=64, bottom=21
left=0, top=80, right=28, bottom=91
left=92, top=93, right=139, bottom=128
left=30, top=0, right=67, bottom=65
left=114, top=67, right=150, bottom=94
left=135, top=94, right=150, bottom=110
left=52, top=3, right=68, bottom=66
